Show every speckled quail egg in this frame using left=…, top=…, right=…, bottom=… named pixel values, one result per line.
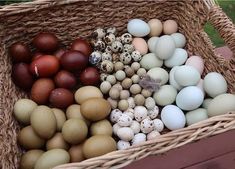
left=134, top=106, right=148, bottom=122
left=131, top=50, right=142, bottom=62
left=111, top=41, right=123, bottom=53
left=130, top=120, right=141, bottom=134
left=123, top=108, right=135, bottom=119
left=119, top=52, right=132, bottom=64
left=148, top=106, right=159, bottom=119
left=117, top=114, right=133, bottom=127
left=105, top=45, right=113, bottom=53
left=112, top=53, right=120, bottom=63
left=89, top=51, right=102, bottom=65
left=127, top=97, right=135, bottom=108
left=94, top=40, right=106, bottom=51
left=117, top=140, right=130, bottom=150
left=92, top=28, right=106, bottom=39
left=121, top=33, right=133, bottom=44
left=106, top=27, right=117, bottom=35
left=141, top=118, right=154, bottom=134
left=117, top=127, right=134, bottom=141
left=100, top=73, right=108, bottom=81
left=110, top=109, right=122, bottom=123
left=132, top=133, right=146, bottom=146
left=145, top=97, right=155, bottom=110
left=113, top=123, right=121, bottom=135
left=147, top=130, right=160, bottom=140
left=153, top=119, right=164, bottom=132
left=104, top=33, right=116, bottom=45
left=101, top=52, right=112, bottom=61
left=123, top=44, right=135, bottom=53
left=100, top=60, right=114, bottom=73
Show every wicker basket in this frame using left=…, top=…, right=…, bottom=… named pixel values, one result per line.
left=0, top=0, right=235, bottom=169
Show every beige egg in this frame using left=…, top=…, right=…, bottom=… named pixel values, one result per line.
left=51, top=108, right=66, bottom=132
left=75, top=86, right=103, bottom=104
left=153, top=85, right=177, bottom=106
left=163, top=20, right=178, bottom=34
left=147, top=67, right=169, bottom=85
left=186, top=108, right=208, bottom=125
left=20, top=150, right=44, bottom=169
left=69, top=144, right=85, bottom=162
left=148, top=19, right=163, bottom=37
left=132, top=38, right=148, bottom=55
left=46, top=133, right=69, bottom=150
left=90, top=119, right=113, bottom=136
left=118, top=100, right=129, bottom=111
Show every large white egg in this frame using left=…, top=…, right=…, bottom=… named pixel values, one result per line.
left=169, top=66, right=182, bottom=90
left=176, top=86, right=204, bottom=111
left=127, top=19, right=150, bottom=37
left=164, top=48, right=188, bottom=68
left=186, top=108, right=208, bottom=126
left=203, top=72, right=227, bottom=98
left=147, top=67, right=169, bottom=85
left=153, top=85, right=177, bottom=106
left=171, top=33, right=186, bottom=48
left=174, top=65, right=200, bottom=86
left=155, top=35, right=175, bottom=60
left=161, top=105, right=186, bottom=130
left=140, top=53, right=163, bottom=70
left=147, top=37, right=159, bottom=53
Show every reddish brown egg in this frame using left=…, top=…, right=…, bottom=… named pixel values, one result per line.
left=12, top=63, right=34, bottom=90
left=71, top=38, right=92, bottom=57
left=31, top=78, right=55, bottom=104
left=32, top=52, right=44, bottom=61
left=49, top=88, right=74, bottom=109
left=60, top=51, right=88, bottom=72
left=30, top=55, right=59, bottom=77
left=9, top=42, right=31, bottom=63
left=54, top=70, right=77, bottom=89
left=54, top=48, right=66, bottom=60
left=80, top=67, right=100, bottom=86
left=33, top=32, right=59, bottom=52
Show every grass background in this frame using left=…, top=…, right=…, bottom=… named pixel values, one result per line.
left=0, top=0, right=234, bottom=47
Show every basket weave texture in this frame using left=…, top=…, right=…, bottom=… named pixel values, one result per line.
left=0, top=0, right=235, bottom=169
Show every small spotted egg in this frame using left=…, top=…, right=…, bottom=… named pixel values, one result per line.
left=105, top=45, right=113, bottom=53
left=153, top=119, right=164, bottom=132
left=132, top=133, right=146, bottom=146
left=111, top=41, right=123, bottom=53
left=130, top=120, right=141, bottom=134
left=117, top=127, right=134, bottom=141
left=134, top=106, right=148, bottom=122
left=140, top=118, right=154, bottom=134
left=94, top=40, right=106, bottom=51
left=127, top=97, right=135, bottom=108
left=106, top=27, right=117, bottom=35
left=145, top=97, right=156, bottom=110
left=123, top=108, right=135, bottom=119
left=131, top=50, right=142, bottom=62
left=110, top=109, right=122, bottom=123
left=120, top=52, right=132, bottom=64
left=116, top=36, right=122, bottom=42
left=118, top=114, right=133, bottom=127
left=148, top=106, right=159, bottom=119
left=101, top=60, right=114, bottom=73
left=112, top=53, right=120, bottom=63
left=100, top=73, right=108, bottom=82
left=121, top=33, right=133, bottom=44
left=89, top=51, right=102, bottom=65
left=117, top=140, right=130, bottom=150
left=92, top=28, right=106, bottom=39
left=104, top=33, right=116, bottom=45
left=102, top=52, right=112, bottom=61
left=113, top=123, right=121, bottom=135
left=147, top=130, right=160, bottom=140
left=123, top=44, right=135, bottom=53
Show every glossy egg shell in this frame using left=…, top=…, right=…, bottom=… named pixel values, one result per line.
left=9, top=42, right=31, bottom=63
left=71, top=38, right=92, bottom=57
left=80, top=67, right=100, bottom=85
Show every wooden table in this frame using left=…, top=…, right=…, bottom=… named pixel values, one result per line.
left=125, top=46, right=235, bottom=169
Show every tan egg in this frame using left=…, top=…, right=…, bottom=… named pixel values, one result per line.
left=148, top=19, right=163, bottom=37
left=66, top=104, right=90, bottom=126
left=90, top=119, right=113, bottom=136
left=18, top=126, right=45, bottom=150
left=69, top=144, right=85, bottom=162
left=46, top=133, right=69, bottom=150
left=109, top=87, right=120, bottom=100
left=107, top=97, right=118, bottom=109
left=134, top=94, right=145, bottom=106
left=20, top=149, right=44, bottom=169
left=75, top=86, right=103, bottom=104
left=82, top=135, right=116, bottom=159
left=163, top=20, right=178, bottom=35
left=81, top=98, right=111, bottom=121
left=118, top=100, right=129, bottom=111
left=51, top=108, right=66, bottom=132
left=122, top=78, right=132, bottom=89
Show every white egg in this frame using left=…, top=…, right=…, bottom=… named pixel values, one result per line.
left=148, top=106, right=159, bottom=119
left=176, top=86, right=204, bottom=111
left=140, top=118, right=154, bottom=134
left=145, top=97, right=156, bottom=110
left=127, top=19, right=150, bottom=37
left=203, top=72, right=227, bottom=98
left=147, top=67, right=169, bottom=85
left=117, top=127, right=134, bottom=141
left=134, top=106, right=148, bottom=122
left=117, top=114, right=133, bottom=127
left=171, top=33, right=186, bottom=48
left=140, top=53, right=163, bottom=70
left=155, top=35, right=175, bottom=60
left=174, top=65, right=200, bottom=86
left=110, top=109, right=122, bottom=123
left=130, top=120, right=141, bottom=134
left=196, top=79, right=205, bottom=95
left=186, top=108, right=208, bottom=126
left=164, top=48, right=188, bottom=68
left=153, top=119, right=164, bottom=132
left=127, top=97, right=135, bottom=108
left=169, top=66, right=183, bottom=90
left=161, top=105, right=186, bottom=130
left=132, top=133, right=146, bottom=145
left=113, top=123, right=121, bottom=135
left=147, top=37, right=159, bottom=53
left=153, top=85, right=177, bottom=106
left=117, top=140, right=131, bottom=150
left=147, top=130, right=160, bottom=140
left=202, top=98, right=212, bottom=109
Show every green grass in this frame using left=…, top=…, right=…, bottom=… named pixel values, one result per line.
left=1, top=0, right=234, bottom=47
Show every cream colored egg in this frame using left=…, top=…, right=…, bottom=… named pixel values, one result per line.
left=155, top=35, right=175, bottom=60
left=75, top=86, right=103, bottom=104
left=164, top=48, right=188, bottom=68
left=186, top=108, right=208, bottom=125
left=148, top=19, right=163, bottom=37
left=202, top=98, right=212, bottom=109
left=147, top=67, right=169, bottom=85
left=51, top=108, right=66, bottom=132
left=147, top=37, right=159, bottom=53
left=169, top=66, right=182, bottom=90
left=153, top=85, right=177, bottom=106
left=140, top=53, right=163, bottom=70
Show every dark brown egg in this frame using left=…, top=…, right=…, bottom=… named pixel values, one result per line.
left=60, top=50, right=88, bottom=72
left=54, top=48, right=67, bottom=60
left=80, top=67, right=100, bottom=86
left=71, top=38, right=92, bottom=57
left=12, top=63, right=34, bottom=90
left=9, top=42, right=31, bottom=63
left=30, top=55, right=60, bottom=77
left=33, top=32, right=59, bottom=52
left=54, top=70, right=76, bottom=89
left=32, top=52, right=44, bottom=61
left=49, top=88, right=74, bottom=109
left=31, top=78, right=55, bottom=104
